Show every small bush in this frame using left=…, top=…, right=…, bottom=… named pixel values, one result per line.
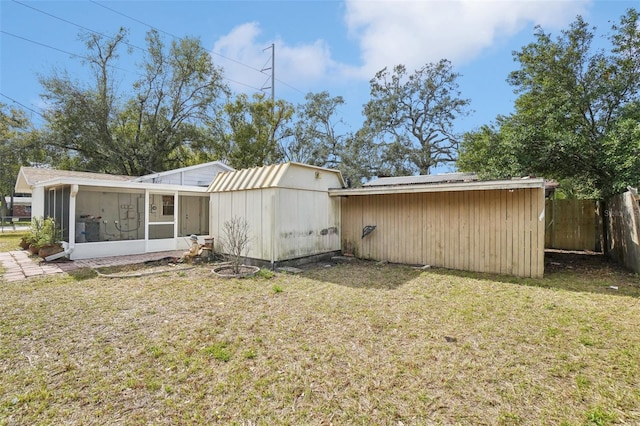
left=204, top=342, right=231, bottom=362
left=221, top=216, right=250, bottom=275
left=256, top=269, right=275, bottom=279
left=584, top=406, right=617, bottom=426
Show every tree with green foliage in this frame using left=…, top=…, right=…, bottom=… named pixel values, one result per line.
left=361, top=60, right=470, bottom=176
left=0, top=103, right=44, bottom=216
left=284, top=91, right=348, bottom=168
left=40, top=28, right=228, bottom=176
left=459, top=8, right=640, bottom=199
left=206, top=92, right=293, bottom=170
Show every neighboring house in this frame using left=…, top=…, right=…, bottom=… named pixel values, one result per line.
left=331, top=173, right=546, bottom=278
left=131, top=161, right=233, bottom=186
left=208, top=162, right=345, bottom=267
left=14, top=162, right=233, bottom=260
left=3, top=195, right=32, bottom=219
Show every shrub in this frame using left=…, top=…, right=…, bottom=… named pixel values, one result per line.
left=221, top=216, right=250, bottom=274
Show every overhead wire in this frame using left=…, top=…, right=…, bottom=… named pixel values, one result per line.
left=88, top=0, right=307, bottom=95
left=89, top=0, right=266, bottom=75
left=0, top=92, right=46, bottom=121
left=2, top=0, right=309, bottom=121
left=0, top=30, right=143, bottom=77
left=2, top=0, right=302, bottom=174
left=2, top=29, right=262, bottom=92
left=11, top=0, right=147, bottom=53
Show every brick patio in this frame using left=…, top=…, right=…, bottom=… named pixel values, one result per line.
left=1, top=250, right=185, bottom=282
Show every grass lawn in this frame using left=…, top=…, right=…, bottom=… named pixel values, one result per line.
left=0, top=231, right=26, bottom=256
left=1, top=241, right=639, bottom=425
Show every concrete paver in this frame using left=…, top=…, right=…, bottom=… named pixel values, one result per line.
left=1, top=249, right=185, bottom=282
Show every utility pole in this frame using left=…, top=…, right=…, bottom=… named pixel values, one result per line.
left=261, top=44, right=275, bottom=109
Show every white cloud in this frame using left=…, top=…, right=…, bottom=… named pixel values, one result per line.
left=212, top=22, right=338, bottom=96
left=344, top=0, right=591, bottom=77
left=211, top=1, right=591, bottom=93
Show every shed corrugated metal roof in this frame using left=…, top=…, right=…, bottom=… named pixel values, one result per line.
left=207, top=162, right=346, bottom=192
left=207, top=163, right=290, bottom=192
left=364, top=172, right=478, bottom=187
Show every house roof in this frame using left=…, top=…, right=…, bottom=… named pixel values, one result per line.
left=14, top=166, right=213, bottom=194
left=130, top=160, right=234, bottom=183
left=32, top=177, right=208, bottom=193
left=15, top=167, right=132, bottom=193
left=330, top=176, right=545, bottom=196
left=207, top=162, right=346, bottom=192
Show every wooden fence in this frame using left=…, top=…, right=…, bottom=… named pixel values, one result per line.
left=545, top=199, right=602, bottom=251
left=606, top=191, right=640, bottom=273
left=340, top=188, right=545, bottom=278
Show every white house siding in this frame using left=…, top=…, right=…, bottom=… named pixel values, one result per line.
left=136, top=162, right=233, bottom=187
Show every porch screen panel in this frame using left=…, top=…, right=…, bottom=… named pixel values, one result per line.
left=76, top=190, right=145, bottom=242
left=148, top=193, right=176, bottom=240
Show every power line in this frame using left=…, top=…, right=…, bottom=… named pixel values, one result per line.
left=0, top=30, right=139, bottom=77
left=11, top=0, right=147, bottom=53
left=2, top=29, right=262, bottom=93
left=275, top=77, right=306, bottom=96
left=0, top=92, right=45, bottom=120
left=10, top=0, right=270, bottom=93
left=89, top=0, right=305, bottom=95
left=1, top=30, right=86, bottom=61
left=89, top=0, right=262, bottom=72
left=3, top=0, right=305, bottom=117
left=89, top=0, right=178, bottom=39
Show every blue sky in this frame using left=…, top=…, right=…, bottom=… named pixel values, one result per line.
left=1, top=0, right=637, bottom=169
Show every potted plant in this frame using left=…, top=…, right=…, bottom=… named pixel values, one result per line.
left=37, top=217, right=64, bottom=258
left=19, top=235, right=30, bottom=250
left=26, top=216, right=45, bottom=254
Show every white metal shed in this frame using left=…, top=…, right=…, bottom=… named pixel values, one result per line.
left=207, top=162, right=345, bottom=266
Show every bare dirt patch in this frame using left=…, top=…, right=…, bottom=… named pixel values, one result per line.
left=545, top=249, right=628, bottom=275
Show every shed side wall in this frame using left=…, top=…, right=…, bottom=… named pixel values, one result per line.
left=210, top=189, right=274, bottom=261
left=274, top=188, right=341, bottom=261
left=340, top=188, right=545, bottom=278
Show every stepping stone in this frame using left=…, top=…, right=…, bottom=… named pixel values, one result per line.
left=4, top=272, right=25, bottom=281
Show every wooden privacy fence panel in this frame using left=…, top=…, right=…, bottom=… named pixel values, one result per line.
left=606, top=191, right=640, bottom=273
left=544, top=199, right=601, bottom=251
left=340, top=188, right=545, bottom=278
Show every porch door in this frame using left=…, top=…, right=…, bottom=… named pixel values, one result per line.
left=147, top=192, right=178, bottom=252
left=47, top=187, right=69, bottom=241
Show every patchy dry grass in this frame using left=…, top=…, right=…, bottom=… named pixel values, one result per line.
left=0, top=231, right=27, bottom=276
left=0, top=231, right=25, bottom=253
left=1, top=256, right=639, bottom=425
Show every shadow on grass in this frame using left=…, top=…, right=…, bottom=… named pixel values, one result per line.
left=301, top=259, right=423, bottom=290
left=423, top=251, right=640, bottom=298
